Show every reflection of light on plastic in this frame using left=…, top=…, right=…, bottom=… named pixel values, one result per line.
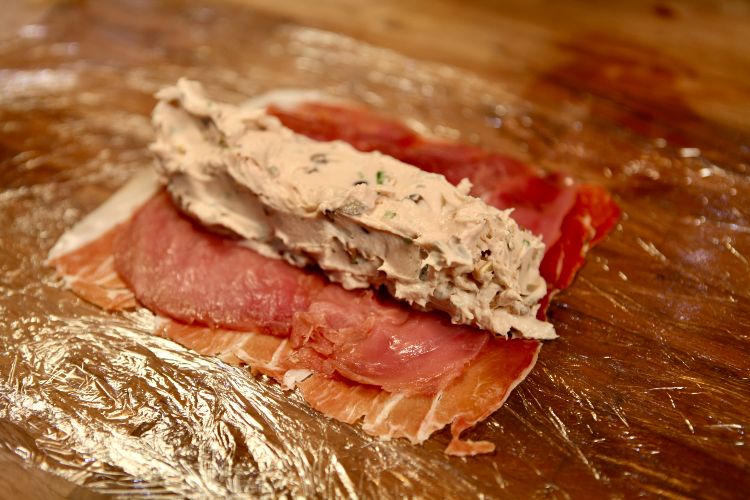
left=724, top=240, right=749, bottom=265
left=485, top=116, right=502, bottom=128
left=434, top=124, right=460, bottom=140
left=14, top=446, right=31, bottom=460
left=17, top=24, right=47, bottom=39
left=0, top=69, right=77, bottom=98
left=636, top=238, right=667, bottom=262
left=679, top=147, right=701, bottom=158
left=671, top=301, right=701, bottom=322
left=49, top=42, right=80, bottom=57
left=683, top=248, right=712, bottom=266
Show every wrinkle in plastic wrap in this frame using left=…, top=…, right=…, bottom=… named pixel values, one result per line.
left=0, top=0, right=748, bottom=497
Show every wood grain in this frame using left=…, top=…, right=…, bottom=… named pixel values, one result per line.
left=227, top=0, right=750, bottom=130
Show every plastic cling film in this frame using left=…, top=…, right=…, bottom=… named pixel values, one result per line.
left=0, top=0, right=748, bottom=498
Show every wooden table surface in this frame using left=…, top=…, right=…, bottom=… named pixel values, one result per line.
left=1, top=0, right=748, bottom=498
left=233, top=0, right=750, bottom=130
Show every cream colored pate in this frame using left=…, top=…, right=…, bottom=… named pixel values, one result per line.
left=151, top=79, right=555, bottom=339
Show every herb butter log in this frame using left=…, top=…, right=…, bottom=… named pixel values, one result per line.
left=152, top=79, right=555, bottom=339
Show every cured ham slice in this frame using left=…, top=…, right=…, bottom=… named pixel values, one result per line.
left=48, top=184, right=539, bottom=455
left=49, top=226, right=136, bottom=311
left=267, top=102, right=619, bottom=296
left=158, top=318, right=539, bottom=456
left=47, top=169, right=160, bottom=310
left=115, top=192, right=326, bottom=336
left=114, top=193, right=489, bottom=395
left=289, top=285, right=488, bottom=395
left=540, top=184, right=620, bottom=294
left=156, top=320, right=291, bottom=379
left=296, top=338, right=539, bottom=455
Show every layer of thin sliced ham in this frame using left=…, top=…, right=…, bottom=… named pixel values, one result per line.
left=288, top=285, right=488, bottom=394
left=267, top=102, right=619, bottom=295
left=113, top=193, right=488, bottom=396
left=48, top=197, right=538, bottom=455
left=114, top=192, right=325, bottom=336
left=158, top=318, right=539, bottom=455
left=50, top=226, right=136, bottom=311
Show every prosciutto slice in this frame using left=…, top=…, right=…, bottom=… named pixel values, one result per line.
left=159, top=319, right=539, bottom=455
left=288, top=285, right=488, bottom=394
left=115, top=192, right=325, bottom=336
left=113, top=193, right=488, bottom=396
left=50, top=226, right=136, bottom=311
left=48, top=193, right=535, bottom=454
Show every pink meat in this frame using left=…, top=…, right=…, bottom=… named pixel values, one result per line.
left=114, top=193, right=488, bottom=393
left=289, top=286, right=488, bottom=395
left=50, top=213, right=536, bottom=455
left=114, top=192, right=326, bottom=335
left=484, top=173, right=579, bottom=246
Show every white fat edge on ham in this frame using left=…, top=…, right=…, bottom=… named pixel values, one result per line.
left=151, top=79, right=555, bottom=340
left=47, top=168, right=160, bottom=262
left=282, top=369, right=314, bottom=390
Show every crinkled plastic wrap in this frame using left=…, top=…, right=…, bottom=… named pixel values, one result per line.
left=0, top=0, right=748, bottom=497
